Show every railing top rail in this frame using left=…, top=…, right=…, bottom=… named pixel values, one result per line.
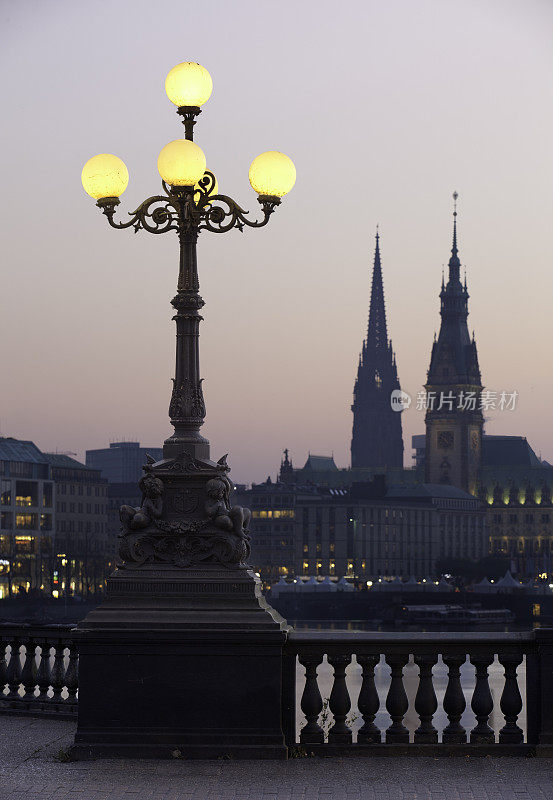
left=0, top=622, right=77, bottom=639
left=286, top=629, right=536, bottom=651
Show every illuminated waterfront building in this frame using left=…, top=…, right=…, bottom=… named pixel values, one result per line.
left=236, top=476, right=486, bottom=583
left=0, top=438, right=110, bottom=598
left=0, top=438, right=55, bottom=597
left=45, top=453, right=110, bottom=596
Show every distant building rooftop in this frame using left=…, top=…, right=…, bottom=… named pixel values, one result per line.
left=0, top=437, right=47, bottom=464
left=302, top=454, right=339, bottom=472
left=482, top=436, right=541, bottom=468
left=411, top=433, right=546, bottom=470
left=44, top=453, right=90, bottom=470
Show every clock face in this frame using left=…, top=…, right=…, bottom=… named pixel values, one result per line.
left=438, top=431, right=454, bottom=449
left=471, top=432, right=480, bottom=450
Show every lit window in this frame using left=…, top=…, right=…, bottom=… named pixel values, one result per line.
left=1, top=481, right=11, bottom=506
left=15, top=481, right=38, bottom=507
left=15, top=535, right=34, bottom=553
left=16, top=514, right=37, bottom=531
left=302, top=561, right=309, bottom=574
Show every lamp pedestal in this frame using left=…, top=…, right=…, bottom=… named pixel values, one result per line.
left=70, top=453, right=289, bottom=760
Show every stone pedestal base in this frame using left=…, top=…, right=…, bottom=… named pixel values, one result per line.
left=71, top=565, right=289, bottom=759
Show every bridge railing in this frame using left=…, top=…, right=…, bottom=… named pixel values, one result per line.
left=3, top=622, right=553, bottom=755
left=0, top=623, right=78, bottom=719
left=283, top=629, right=553, bottom=755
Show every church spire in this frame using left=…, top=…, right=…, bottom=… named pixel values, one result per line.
left=366, top=226, right=388, bottom=354
left=351, top=228, right=403, bottom=470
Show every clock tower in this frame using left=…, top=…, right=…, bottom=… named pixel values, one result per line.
left=424, top=194, right=483, bottom=494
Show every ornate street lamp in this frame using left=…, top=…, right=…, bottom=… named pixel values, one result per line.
left=74, top=64, right=294, bottom=760
left=81, top=61, right=295, bottom=571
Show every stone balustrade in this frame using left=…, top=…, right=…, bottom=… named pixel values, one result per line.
left=283, top=629, right=553, bottom=755
left=0, top=624, right=78, bottom=719
left=3, top=623, right=553, bottom=755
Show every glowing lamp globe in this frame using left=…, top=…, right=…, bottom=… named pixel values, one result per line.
left=165, top=62, right=213, bottom=107
left=157, top=139, right=207, bottom=186
left=249, top=151, right=296, bottom=198
left=81, top=154, right=129, bottom=200
left=194, top=170, right=218, bottom=204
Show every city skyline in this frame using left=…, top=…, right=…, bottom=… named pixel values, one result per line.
left=1, top=0, right=552, bottom=484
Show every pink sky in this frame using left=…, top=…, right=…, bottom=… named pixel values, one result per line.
left=1, top=0, right=552, bottom=483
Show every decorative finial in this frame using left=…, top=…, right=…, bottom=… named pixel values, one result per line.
left=451, top=191, right=459, bottom=258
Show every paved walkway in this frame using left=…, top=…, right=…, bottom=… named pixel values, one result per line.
left=0, top=717, right=552, bottom=800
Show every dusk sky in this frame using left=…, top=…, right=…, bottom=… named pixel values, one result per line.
left=1, top=0, right=552, bottom=484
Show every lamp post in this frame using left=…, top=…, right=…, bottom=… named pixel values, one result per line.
left=73, top=62, right=295, bottom=760
left=82, top=62, right=294, bottom=465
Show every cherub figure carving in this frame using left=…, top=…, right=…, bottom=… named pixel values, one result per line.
left=120, top=474, right=163, bottom=532
left=205, top=477, right=251, bottom=537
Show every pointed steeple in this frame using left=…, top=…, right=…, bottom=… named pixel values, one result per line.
left=366, top=227, right=388, bottom=354
left=448, top=191, right=461, bottom=283
left=424, top=194, right=483, bottom=493
left=429, top=193, right=479, bottom=382
left=351, top=227, right=404, bottom=470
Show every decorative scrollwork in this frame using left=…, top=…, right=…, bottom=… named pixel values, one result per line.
left=98, top=175, right=281, bottom=237
left=197, top=193, right=277, bottom=234
left=98, top=193, right=181, bottom=235
left=195, top=170, right=217, bottom=208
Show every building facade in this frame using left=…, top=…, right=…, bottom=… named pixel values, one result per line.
left=425, top=196, right=483, bottom=493
left=413, top=433, right=553, bottom=577
left=0, top=439, right=55, bottom=598
left=351, top=232, right=404, bottom=470
left=295, top=481, right=486, bottom=580
left=235, top=481, right=299, bottom=583
left=86, top=441, right=163, bottom=484
left=480, top=444, right=553, bottom=577
left=236, top=478, right=486, bottom=583
left=45, top=453, right=110, bottom=596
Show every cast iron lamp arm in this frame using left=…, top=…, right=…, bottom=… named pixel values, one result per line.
left=196, top=193, right=281, bottom=234
left=96, top=193, right=181, bottom=235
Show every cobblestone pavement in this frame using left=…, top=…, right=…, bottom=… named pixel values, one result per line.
left=0, top=717, right=552, bottom=800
